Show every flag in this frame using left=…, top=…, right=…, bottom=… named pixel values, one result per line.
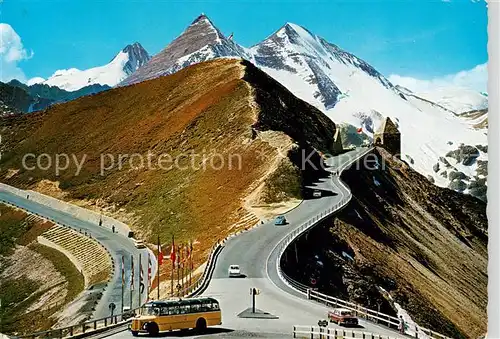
left=181, top=244, right=185, bottom=267
left=158, top=240, right=163, bottom=266
left=170, top=236, right=176, bottom=264
left=357, top=127, right=363, bottom=134
left=130, top=255, right=135, bottom=291
left=140, top=258, right=144, bottom=284
left=148, top=254, right=152, bottom=287
left=190, top=241, right=193, bottom=270
left=176, top=245, right=181, bottom=268
left=121, top=256, right=125, bottom=285
left=139, top=255, right=145, bottom=294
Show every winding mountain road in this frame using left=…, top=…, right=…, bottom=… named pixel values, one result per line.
left=104, top=148, right=406, bottom=338
left=2, top=148, right=404, bottom=338
left=196, top=148, right=404, bottom=337
left=0, top=189, right=156, bottom=320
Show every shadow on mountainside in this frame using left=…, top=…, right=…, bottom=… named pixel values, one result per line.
left=281, top=148, right=487, bottom=339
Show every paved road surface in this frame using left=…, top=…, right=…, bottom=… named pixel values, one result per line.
left=105, top=148, right=405, bottom=338
left=0, top=190, right=157, bottom=319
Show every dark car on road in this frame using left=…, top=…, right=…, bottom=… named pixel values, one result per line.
left=274, top=215, right=287, bottom=225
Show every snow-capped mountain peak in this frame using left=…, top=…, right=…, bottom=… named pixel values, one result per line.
left=120, top=13, right=248, bottom=86
left=248, top=21, right=395, bottom=112
left=41, top=42, right=151, bottom=91
left=120, top=42, right=151, bottom=74
left=189, top=13, right=223, bottom=40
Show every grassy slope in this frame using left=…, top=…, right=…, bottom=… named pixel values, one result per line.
left=30, top=243, right=85, bottom=306
left=0, top=205, right=84, bottom=334
left=1, top=59, right=336, bottom=284
left=283, top=148, right=487, bottom=339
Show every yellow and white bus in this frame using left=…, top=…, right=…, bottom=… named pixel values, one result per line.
left=130, top=297, right=222, bottom=336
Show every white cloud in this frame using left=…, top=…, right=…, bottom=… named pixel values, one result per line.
left=27, top=76, right=45, bottom=86
left=0, top=23, right=33, bottom=82
left=388, top=63, right=487, bottom=94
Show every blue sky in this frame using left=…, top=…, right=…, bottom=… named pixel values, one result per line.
left=0, top=0, right=488, bottom=89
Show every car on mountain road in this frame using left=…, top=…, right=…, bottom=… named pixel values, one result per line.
left=134, top=239, right=146, bottom=249
left=328, top=308, right=359, bottom=326
left=228, top=264, right=241, bottom=277
left=274, top=215, right=287, bottom=225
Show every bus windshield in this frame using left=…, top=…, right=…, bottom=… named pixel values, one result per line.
left=141, top=305, right=160, bottom=316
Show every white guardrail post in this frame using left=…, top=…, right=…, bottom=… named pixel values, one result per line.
left=293, top=325, right=408, bottom=339
left=278, top=149, right=453, bottom=339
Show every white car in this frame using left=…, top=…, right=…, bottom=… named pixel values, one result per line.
left=313, top=190, right=321, bottom=198
left=228, top=264, right=241, bottom=277
left=134, top=239, right=146, bottom=249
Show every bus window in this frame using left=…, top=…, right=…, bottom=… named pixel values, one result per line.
left=141, top=306, right=148, bottom=316
left=143, top=306, right=156, bottom=316
left=190, top=303, right=201, bottom=313
left=179, top=305, right=190, bottom=314
left=169, top=306, right=180, bottom=315
left=201, top=303, right=213, bottom=312
left=160, top=306, right=169, bottom=316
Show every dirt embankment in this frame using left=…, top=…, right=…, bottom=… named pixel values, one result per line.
left=0, top=205, right=84, bottom=335
left=282, top=148, right=487, bottom=339
left=1, top=59, right=336, bottom=295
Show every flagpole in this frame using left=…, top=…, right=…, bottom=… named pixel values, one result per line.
left=146, top=253, right=149, bottom=301
left=186, top=241, right=188, bottom=289
left=121, top=255, right=125, bottom=314
left=146, top=252, right=151, bottom=302
left=138, top=253, right=142, bottom=308
left=177, top=245, right=180, bottom=297
left=189, top=241, right=193, bottom=288
left=130, top=255, right=134, bottom=309
left=182, top=244, right=185, bottom=288
left=157, top=234, right=161, bottom=300
left=170, top=235, right=174, bottom=298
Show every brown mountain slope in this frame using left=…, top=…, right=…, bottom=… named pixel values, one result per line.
left=1, top=59, right=336, bottom=284
left=283, top=148, right=487, bottom=339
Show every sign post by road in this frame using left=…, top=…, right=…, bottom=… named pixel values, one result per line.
left=109, top=303, right=116, bottom=323
left=250, top=288, right=260, bottom=313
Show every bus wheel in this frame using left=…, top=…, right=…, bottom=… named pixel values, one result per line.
left=196, top=318, right=207, bottom=333
left=146, top=322, right=159, bottom=336
left=131, top=331, right=139, bottom=337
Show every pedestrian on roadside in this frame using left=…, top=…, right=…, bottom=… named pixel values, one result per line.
left=398, top=316, right=405, bottom=334
left=112, top=225, right=115, bottom=233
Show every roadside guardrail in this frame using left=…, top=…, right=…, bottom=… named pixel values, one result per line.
left=303, top=290, right=450, bottom=339
left=274, top=149, right=452, bottom=339
left=293, top=325, right=405, bottom=339
left=13, top=312, right=138, bottom=339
